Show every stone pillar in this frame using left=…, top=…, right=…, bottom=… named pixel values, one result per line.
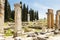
left=56, top=14, right=58, bottom=28
left=14, top=2, right=22, bottom=37
left=27, top=13, right=30, bottom=22
left=47, top=9, right=54, bottom=28
left=51, top=11, right=54, bottom=28
left=0, top=0, right=5, bottom=35
left=56, top=10, right=60, bottom=29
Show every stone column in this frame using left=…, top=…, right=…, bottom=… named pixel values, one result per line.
left=14, top=3, right=22, bottom=37
left=0, top=0, right=5, bottom=36
left=47, top=9, right=54, bottom=28
left=27, top=13, right=30, bottom=22
left=56, top=14, right=58, bottom=28
left=56, top=10, right=60, bottom=29
left=48, top=13, right=51, bottom=28
left=51, top=11, right=54, bottom=28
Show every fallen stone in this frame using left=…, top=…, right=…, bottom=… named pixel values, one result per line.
left=33, top=37, right=38, bottom=40
left=37, top=37, right=46, bottom=40
left=27, top=33, right=37, bottom=37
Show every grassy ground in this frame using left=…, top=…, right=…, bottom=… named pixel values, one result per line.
left=4, top=22, right=42, bottom=37
left=23, top=27, right=42, bottom=32
left=4, top=29, right=13, bottom=37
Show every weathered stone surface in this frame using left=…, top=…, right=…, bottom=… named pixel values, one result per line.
left=56, top=10, right=60, bottom=29
left=34, top=32, right=39, bottom=35
left=46, top=9, right=54, bottom=28
left=14, top=2, right=22, bottom=37
left=0, top=1, right=5, bottom=40
left=47, top=35, right=60, bottom=40
left=42, top=27, right=47, bottom=33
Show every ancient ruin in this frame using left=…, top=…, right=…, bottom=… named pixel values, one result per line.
left=46, top=9, right=54, bottom=28
left=0, top=0, right=60, bottom=40
left=0, top=0, right=5, bottom=35
left=56, top=10, right=60, bottom=29
left=27, top=13, right=30, bottom=22
left=14, top=2, right=22, bottom=37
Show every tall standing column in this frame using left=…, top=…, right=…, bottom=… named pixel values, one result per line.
left=56, top=10, right=60, bottom=29
left=47, top=12, right=51, bottom=28
left=27, top=13, right=30, bottom=22
left=47, top=9, right=54, bottom=28
left=0, top=0, right=5, bottom=35
left=14, top=2, right=22, bottom=37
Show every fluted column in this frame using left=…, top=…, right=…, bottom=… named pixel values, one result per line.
left=14, top=2, right=22, bottom=37
left=56, top=10, right=60, bottom=29
left=47, top=9, right=54, bottom=28
left=0, top=0, right=5, bottom=35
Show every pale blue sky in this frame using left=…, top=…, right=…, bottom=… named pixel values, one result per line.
left=8, top=0, right=60, bottom=19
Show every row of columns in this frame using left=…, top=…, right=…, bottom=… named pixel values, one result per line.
left=14, top=2, right=22, bottom=37
left=56, top=10, right=60, bottom=29
left=0, top=0, right=60, bottom=38
left=47, top=9, right=60, bottom=29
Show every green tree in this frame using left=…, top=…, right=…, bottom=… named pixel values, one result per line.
left=5, top=0, right=11, bottom=22
left=11, top=10, right=15, bottom=21
left=22, top=4, right=28, bottom=22
left=36, top=11, right=39, bottom=20
left=29, top=9, right=35, bottom=21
